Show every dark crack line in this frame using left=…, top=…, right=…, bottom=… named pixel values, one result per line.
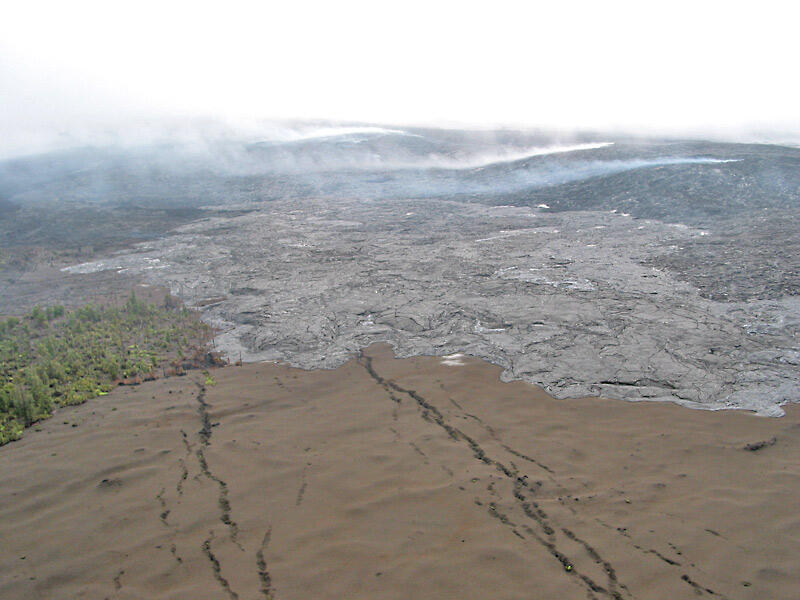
left=681, top=574, right=727, bottom=598
left=448, top=397, right=466, bottom=411
left=452, top=401, right=499, bottom=439
left=196, top=446, right=242, bottom=549
left=179, top=429, right=193, bottom=492
left=563, top=527, right=629, bottom=597
left=500, top=443, right=555, bottom=475
left=177, top=457, right=188, bottom=496
left=202, top=534, right=240, bottom=600
left=256, top=527, right=275, bottom=599
left=596, top=520, right=697, bottom=577
left=512, top=480, right=555, bottom=537
left=194, top=382, right=243, bottom=550
left=196, top=384, right=214, bottom=446
left=295, top=476, right=307, bottom=507
left=358, top=352, right=629, bottom=600
left=488, top=504, right=596, bottom=594
left=157, top=480, right=186, bottom=567
left=409, top=441, right=429, bottom=463
left=156, top=487, right=170, bottom=526
left=635, top=545, right=681, bottom=566
left=598, top=519, right=690, bottom=571
left=360, top=352, right=726, bottom=600
left=170, top=543, right=183, bottom=565
left=180, top=429, right=193, bottom=452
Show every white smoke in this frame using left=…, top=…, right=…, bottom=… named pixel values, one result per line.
left=398, top=143, right=616, bottom=170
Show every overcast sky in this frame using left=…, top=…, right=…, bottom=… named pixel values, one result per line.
left=1, top=0, right=798, bottom=157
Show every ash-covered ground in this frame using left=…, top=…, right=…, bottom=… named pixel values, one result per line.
left=3, top=124, right=799, bottom=414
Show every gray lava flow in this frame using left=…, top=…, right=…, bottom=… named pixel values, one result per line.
left=65, top=197, right=798, bottom=416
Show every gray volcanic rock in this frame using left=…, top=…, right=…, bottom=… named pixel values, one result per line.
left=66, top=198, right=799, bottom=416
left=643, top=209, right=800, bottom=301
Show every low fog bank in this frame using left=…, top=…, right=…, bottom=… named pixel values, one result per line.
left=2, top=116, right=799, bottom=161
left=3, top=119, right=798, bottom=213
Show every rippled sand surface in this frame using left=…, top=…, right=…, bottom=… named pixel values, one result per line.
left=1, top=344, right=798, bottom=599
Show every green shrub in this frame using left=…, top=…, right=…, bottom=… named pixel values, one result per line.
left=0, top=297, right=211, bottom=445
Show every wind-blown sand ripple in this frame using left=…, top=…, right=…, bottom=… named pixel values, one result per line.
left=1, top=344, right=798, bottom=599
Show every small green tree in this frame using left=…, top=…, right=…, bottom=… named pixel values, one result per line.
left=31, top=306, right=46, bottom=327
left=11, top=387, right=35, bottom=426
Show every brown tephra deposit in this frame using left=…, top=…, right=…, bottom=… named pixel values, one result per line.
left=1, top=344, right=798, bottom=599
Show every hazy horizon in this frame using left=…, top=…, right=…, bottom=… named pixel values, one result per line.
left=1, top=114, right=799, bottom=163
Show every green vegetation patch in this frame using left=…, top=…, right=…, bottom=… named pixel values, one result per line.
left=0, top=293, right=212, bottom=445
